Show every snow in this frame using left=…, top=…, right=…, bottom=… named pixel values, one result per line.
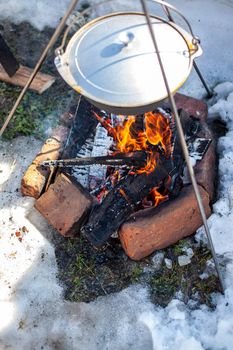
left=0, top=0, right=71, bottom=30
left=1, top=0, right=233, bottom=349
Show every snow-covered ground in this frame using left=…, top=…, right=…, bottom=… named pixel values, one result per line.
left=1, top=1, right=233, bottom=349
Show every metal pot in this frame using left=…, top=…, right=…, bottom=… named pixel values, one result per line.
left=55, top=11, right=202, bottom=115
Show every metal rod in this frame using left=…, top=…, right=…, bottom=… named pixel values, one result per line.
left=40, top=151, right=147, bottom=168
left=0, top=0, right=80, bottom=138
left=161, top=0, right=213, bottom=98
left=193, top=61, right=213, bottom=98
left=140, top=0, right=225, bottom=292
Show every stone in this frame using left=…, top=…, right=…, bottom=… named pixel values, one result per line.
left=34, top=173, right=94, bottom=237
left=184, top=247, right=194, bottom=259
left=178, top=255, right=192, bottom=266
left=164, top=258, right=173, bottom=269
left=21, top=125, right=69, bottom=199
left=151, top=251, right=165, bottom=270
left=119, top=185, right=211, bottom=261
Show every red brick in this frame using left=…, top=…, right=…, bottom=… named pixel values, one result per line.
left=174, top=93, right=208, bottom=123
left=21, top=164, right=48, bottom=199
left=34, top=173, right=94, bottom=237
left=119, top=185, right=211, bottom=260
left=21, top=125, right=69, bottom=199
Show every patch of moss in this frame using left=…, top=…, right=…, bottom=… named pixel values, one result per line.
left=130, top=266, right=144, bottom=283
left=0, top=83, right=59, bottom=140
left=173, top=238, right=191, bottom=257
left=150, top=242, right=221, bottom=307
left=150, top=263, right=181, bottom=306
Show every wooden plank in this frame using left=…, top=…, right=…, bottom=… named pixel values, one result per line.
left=0, top=64, right=55, bottom=94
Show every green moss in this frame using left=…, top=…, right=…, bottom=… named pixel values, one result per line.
left=130, top=266, right=143, bottom=282
left=150, top=263, right=181, bottom=304
left=149, top=242, right=221, bottom=307
left=0, top=82, right=61, bottom=140
left=0, top=83, right=56, bottom=140
left=75, top=254, right=85, bottom=271
left=73, top=276, right=82, bottom=287
left=173, top=239, right=191, bottom=256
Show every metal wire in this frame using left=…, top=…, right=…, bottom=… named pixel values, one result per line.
left=140, top=0, right=225, bottom=292
left=0, top=0, right=80, bottom=137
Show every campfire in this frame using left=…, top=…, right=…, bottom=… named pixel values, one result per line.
left=22, top=94, right=215, bottom=260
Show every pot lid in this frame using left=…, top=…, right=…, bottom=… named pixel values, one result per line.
left=57, top=12, right=201, bottom=111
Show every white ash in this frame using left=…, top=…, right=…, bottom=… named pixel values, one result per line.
left=72, top=137, right=93, bottom=189
left=189, top=138, right=210, bottom=161
left=157, top=107, right=173, bottom=120
left=89, top=123, right=113, bottom=191
left=72, top=123, right=113, bottom=191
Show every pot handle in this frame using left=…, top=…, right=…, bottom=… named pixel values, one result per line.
left=55, top=11, right=86, bottom=56
left=55, top=0, right=201, bottom=57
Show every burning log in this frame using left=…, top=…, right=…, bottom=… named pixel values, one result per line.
left=80, top=108, right=200, bottom=246
left=81, top=157, right=175, bottom=246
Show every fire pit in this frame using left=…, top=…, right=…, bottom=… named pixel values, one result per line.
left=29, top=93, right=214, bottom=260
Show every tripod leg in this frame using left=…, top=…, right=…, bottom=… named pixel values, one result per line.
left=193, top=61, right=213, bottom=98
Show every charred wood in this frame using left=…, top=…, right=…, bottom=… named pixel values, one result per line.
left=81, top=158, right=175, bottom=246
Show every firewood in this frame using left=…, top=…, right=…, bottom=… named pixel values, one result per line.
left=81, top=157, right=174, bottom=246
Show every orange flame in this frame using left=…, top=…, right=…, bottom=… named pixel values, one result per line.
left=113, top=111, right=172, bottom=174
left=150, top=187, right=168, bottom=207
left=93, top=110, right=172, bottom=207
